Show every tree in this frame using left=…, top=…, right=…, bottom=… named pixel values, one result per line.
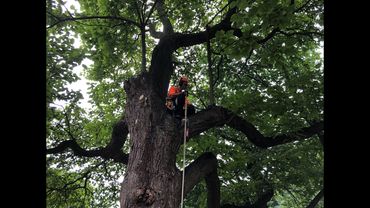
left=46, top=0, right=324, bottom=207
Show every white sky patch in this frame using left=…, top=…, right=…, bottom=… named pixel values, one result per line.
left=118, top=175, right=124, bottom=183
left=51, top=34, right=94, bottom=112
left=63, top=0, right=81, bottom=13
left=224, top=140, right=233, bottom=146
left=51, top=0, right=93, bottom=111
left=68, top=58, right=94, bottom=110
left=216, top=154, right=226, bottom=163
left=70, top=162, right=92, bottom=172
left=73, top=33, right=82, bottom=48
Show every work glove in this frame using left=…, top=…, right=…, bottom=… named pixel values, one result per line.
left=181, top=90, right=188, bottom=96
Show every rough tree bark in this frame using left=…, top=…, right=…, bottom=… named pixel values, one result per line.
left=120, top=70, right=184, bottom=207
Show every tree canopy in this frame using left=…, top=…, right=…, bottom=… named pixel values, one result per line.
left=46, top=0, right=323, bottom=207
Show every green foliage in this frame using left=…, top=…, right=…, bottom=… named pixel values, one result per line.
left=47, top=0, right=323, bottom=207
left=47, top=168, right=94, bottom=208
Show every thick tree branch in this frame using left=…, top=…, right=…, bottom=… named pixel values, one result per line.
left=47, top=120, right=129, bottom=164
left=47, top=11, right=61, bottom=21
left=47, top=15, right=141, bottom=29
left=172, top=0, right=317, bottom=49
left=306, top=188, right=324, bottom=208
left=147, top=1, right=242, bottom=99
left=148, top=22, right=165, bottom=39
left=149, top=0, right=319, bottom=98
left=140, top=26, right=147, bottom=72
left=155, top=0, right=174, bottom=34
left=187, top=106, right=323, bottom=148
left=205, top=1, right=233, bottom=27
left=183, top=152, right=220, bottom=208
left=256, top=28, right=281, bottom=44
left=133, top=0, right=144, bottom=24
left=144, top=0, right=159, bottom=25
left=172, top=5, right=239, bottom=49
left=169, top=1, right=320, bottom=51
left=147, top=0, right=321, bottom=111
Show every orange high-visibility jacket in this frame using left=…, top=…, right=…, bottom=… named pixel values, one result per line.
left=168, top=86, right=191, bottom=105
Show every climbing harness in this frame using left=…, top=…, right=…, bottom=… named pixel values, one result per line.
left=180, top=96, right=188, bottom=208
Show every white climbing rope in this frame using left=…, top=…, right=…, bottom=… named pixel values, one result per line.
left=180, top=97, right=188, bottom=208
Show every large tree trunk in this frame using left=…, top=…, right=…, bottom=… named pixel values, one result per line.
left=119, top=12, right=238, bottom=207
left=120, top=37, right=184, bottom=207
left=120, top=73, right=183, bottom=207
left=119, top=34, right=222, bottom=207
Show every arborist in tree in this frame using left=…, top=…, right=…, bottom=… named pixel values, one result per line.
left=166, top=76, right=196, bottom=119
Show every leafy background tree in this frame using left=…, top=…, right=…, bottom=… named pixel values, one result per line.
left=46, top=0, right=323, bottom=207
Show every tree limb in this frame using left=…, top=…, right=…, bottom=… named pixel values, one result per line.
left=155, top=0, right=174, bottom=34
left=187, top=106, right=323, bottom=148
left=183, top=152, right=220, bottom=208
left=256, top=28, right=281, bottom=44
left=47, top=120, right=129, bottom=164
left=205, top=0, right=233, bottom=27
left=47, top=15, right=141, bottom=29
left=184, top=152, right=274, bottom=208
left=148, top=22, right=165, bottom=39
left=172, top=5, right=239, bottom=49
left=144, top=0, right=159, bottom=25
left=147, top=0, right=242, bottom=99
left=173, top=0, right=315, bottom=49
left=46, top=11, right=61, bottom=21
left=133, top=0, right=144, bottom=24
left=306, top=188, right=324, bottom=208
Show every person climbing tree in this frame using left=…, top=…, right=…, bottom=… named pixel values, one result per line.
left=166, top=76, right=196, bottom=118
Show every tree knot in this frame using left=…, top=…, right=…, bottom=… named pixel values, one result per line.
left=135, top=187, right=156, bottom=206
